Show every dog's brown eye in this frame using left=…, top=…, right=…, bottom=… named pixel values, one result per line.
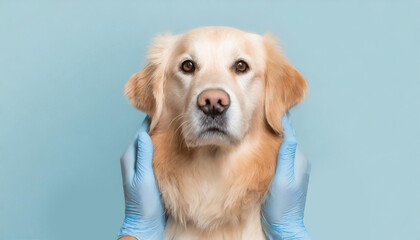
left=235, top=60, right=248, bottom=73
left=181, top=60, right=195, bottom=73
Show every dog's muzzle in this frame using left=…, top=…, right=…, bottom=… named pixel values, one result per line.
left=197, top=89, right=230, bottom=134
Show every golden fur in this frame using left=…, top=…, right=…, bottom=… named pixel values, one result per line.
left=125, top=27, right=308, bottom=239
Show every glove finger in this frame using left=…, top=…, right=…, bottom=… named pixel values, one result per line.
left=120, top=116, right=151, bottom=185
left=135, top=132, right=154, bottom=179
left=294, top=145, right=311, bottom=186
left=281, top=113, right=296, bottom=143
left=137, top=115, right=151, bottom=134
left=135, top=132, right=164, bottom=218
left=275, top=114, right=297, bottom=181
left=120, top=137, right=136, bottom=185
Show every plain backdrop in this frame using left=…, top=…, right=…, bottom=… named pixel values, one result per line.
left=1, top=1, right=419, bottom=239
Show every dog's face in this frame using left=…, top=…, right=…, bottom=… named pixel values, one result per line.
left=126, top=27, right=308, bottom=147
left=164, top=28, right=267, bottom=147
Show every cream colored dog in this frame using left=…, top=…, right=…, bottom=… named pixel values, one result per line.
left=125, top=26, right=308, bottom=240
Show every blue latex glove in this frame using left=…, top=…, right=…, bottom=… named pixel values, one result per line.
left=261, top=115, right=312, bottom=240
left=118, top=117, right=165, bottom=240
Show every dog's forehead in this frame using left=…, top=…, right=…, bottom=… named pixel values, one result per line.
left=178, top=27, right=264, bottom=61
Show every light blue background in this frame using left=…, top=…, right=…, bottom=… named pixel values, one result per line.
left=1, top=1, right=419, bottom=239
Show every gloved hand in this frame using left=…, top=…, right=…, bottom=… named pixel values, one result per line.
left=261, top=115, right=312, bottom=240
left=118, top=117, right=165, bottom=240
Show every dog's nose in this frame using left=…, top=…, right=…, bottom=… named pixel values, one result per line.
left=197, top=89, right=230, bottom=116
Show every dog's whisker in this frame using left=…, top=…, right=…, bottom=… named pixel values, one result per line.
left=169, top=113, right=187, bottom=128
left=168, top=118, right=189, bottom=150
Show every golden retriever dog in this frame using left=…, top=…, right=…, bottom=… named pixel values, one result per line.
left=125, top=26, right=308, bottom=240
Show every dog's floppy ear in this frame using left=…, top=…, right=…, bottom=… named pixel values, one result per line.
left=263, top=35, right=308, bottom=135
left=125, top=34, right=177, bottom=132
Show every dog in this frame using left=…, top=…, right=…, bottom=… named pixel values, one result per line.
left=125, top=26, right=308, bottom=240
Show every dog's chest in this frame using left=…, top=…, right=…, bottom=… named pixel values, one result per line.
left=156, top=152, right=268, bottom=239
left=160, top=152, right=243, bottom=227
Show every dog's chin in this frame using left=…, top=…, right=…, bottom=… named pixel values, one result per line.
left=184, top=128, right=237, bottom=148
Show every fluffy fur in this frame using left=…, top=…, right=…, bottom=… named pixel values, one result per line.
left=125, top=27, right=308, bottom=240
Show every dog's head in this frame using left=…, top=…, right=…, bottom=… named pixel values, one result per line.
left=126, top=27, right=308, bottom=147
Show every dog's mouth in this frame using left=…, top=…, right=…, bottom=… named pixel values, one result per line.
left=183, top=108, right=236, bottom=147
left=200, top=126, right=227, bottom=136
left=198, top=114, right=229, bottom=137
left=193, top=116, right=233, bottom=146
left=194, top=126, right=231, bottom=147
